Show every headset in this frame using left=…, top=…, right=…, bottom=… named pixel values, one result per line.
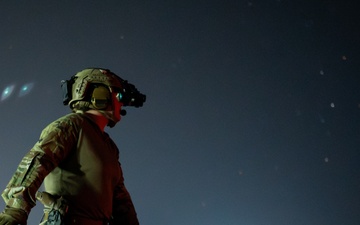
left=91, top=85, right=111, bottom=110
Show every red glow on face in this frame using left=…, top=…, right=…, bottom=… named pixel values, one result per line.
left=112, top=92, right=123, bottom=122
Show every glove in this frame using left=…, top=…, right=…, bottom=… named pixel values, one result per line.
left=36, top=192, right=68, bottom=215
left=0, top=207, right=27, bottom=225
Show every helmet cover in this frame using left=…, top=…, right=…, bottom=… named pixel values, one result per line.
left=68, top=68, right=123, bottom=109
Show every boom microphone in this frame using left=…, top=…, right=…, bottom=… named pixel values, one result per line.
left=120, top=109, right=127, bottom=116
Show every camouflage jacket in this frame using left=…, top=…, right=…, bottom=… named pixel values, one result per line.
left=1, top=112, right=139, bottom=224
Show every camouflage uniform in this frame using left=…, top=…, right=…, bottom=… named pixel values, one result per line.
left=1, top=112, right=139, bottom=225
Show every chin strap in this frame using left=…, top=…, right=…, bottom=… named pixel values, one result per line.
left=100, top=110, right=117, bottom=127
left=72, top=101, right=119, bottom=127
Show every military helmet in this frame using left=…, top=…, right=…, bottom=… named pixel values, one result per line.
left=65, top=68, right=122, bottom=109
left=62, top=67, right=146, bottom=112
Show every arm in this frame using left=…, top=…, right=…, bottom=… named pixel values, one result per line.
left=0, top=116, right=79, bottom=224
left=111, top=164, right=139, bottom=225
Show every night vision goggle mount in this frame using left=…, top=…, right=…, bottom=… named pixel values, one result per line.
left=115, top=80, right=146, bottom=108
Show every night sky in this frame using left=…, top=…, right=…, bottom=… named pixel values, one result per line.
left=1, top=1, right=359, bottom=225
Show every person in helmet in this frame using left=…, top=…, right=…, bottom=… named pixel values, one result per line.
left=0, top=68, right=145, bottom=225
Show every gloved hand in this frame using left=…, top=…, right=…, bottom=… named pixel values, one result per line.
left=36, top=192, right=68, bottom=215
left=0, top=207, right=27, bottom=225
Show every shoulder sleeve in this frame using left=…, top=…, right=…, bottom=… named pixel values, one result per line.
left=1, top=113, right=82, bottom=215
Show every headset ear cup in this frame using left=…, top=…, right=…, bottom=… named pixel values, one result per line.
left=91, top=86, right=110, bottom=109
